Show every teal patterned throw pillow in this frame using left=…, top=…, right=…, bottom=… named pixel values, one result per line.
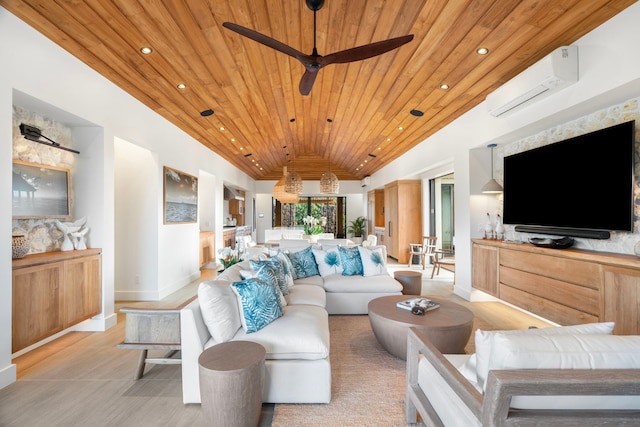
left=338, top=245, right=364, bottom=276
left=231, top=278, right=282, bottom=333
left=250, top=258, right=288, bottom=295
left=286, top=246, right=320, bottom=279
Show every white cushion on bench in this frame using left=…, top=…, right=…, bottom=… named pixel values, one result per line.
left=474, top=322, right=614, bottom=388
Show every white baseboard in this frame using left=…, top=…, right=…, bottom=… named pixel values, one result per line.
left=0, top=363, right=17, bottom=391
left=73, top=312, right=117, bottom=332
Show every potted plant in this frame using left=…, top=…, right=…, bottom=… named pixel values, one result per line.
left=348, top=216, right=366, bottom=244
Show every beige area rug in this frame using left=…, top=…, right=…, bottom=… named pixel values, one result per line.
left=271, top=314, right=493, bottom=426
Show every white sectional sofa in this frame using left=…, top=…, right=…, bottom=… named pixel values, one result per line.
left=406, top=324, right=640, bottom=426
left=181, top=242, right=402, bottom=404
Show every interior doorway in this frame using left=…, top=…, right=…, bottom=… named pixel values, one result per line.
left=428, top=173, right=455, bottom=252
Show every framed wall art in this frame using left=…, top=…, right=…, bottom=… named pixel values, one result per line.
left=164, top=166, right=198, bottom=224
left=12, top=160, right=71, bottom=219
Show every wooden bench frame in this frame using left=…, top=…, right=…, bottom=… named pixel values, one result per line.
left=406, top=327, right=640, bottom=426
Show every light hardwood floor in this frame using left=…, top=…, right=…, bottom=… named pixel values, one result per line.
left=1, top=261, right=551, bottom=427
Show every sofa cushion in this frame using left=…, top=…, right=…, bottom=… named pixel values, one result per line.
left=230, top=305, right=330, bottom=360
left=312, top=247, right=344, bottom=277
left=250, top=258, right=289, bottom=295
left=487, top=333, right=640, bottom=409
left=474, top=322, right=614, bottom=389
left=338, top=246, right=363, bottom=276
left=216, top=260, right=251, bottom=283
left=287, top=246, right=320, bottom=279
left=322, top=274, right=403, bottom=293
left=357, top=246, right=388, bottom=276
left=293, top=275, right=324, bottom=287
left=285, top=284, right=326, bottom=307
left=231, top=278, right=283, bottom=333
left=197, top=281, right=242, bottom=342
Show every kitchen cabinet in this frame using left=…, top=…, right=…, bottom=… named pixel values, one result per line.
left=223, top=228, right=236, bottom=250
left=384, top=180, right=422, bottom=264
left=12, top=249, right=102, bottom=353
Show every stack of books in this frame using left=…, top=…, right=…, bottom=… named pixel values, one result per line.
left=396, top=297, right=440, bottom=312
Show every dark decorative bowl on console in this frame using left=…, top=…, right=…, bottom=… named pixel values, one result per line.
left=529, top=237, right=575, bottom=249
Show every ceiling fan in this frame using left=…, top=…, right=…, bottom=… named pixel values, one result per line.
left=223, top=0, right=414, bottom=96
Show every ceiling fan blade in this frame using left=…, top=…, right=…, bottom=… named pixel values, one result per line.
left=223, top=22, right=307, bottom=62
left=320, top=34, right=414, bottom=66
left=299, top=70, right=319, bottom=96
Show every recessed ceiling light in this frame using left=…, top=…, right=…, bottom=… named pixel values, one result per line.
left=219, top=127, right=225, bottom=131
left=177, top=83, right=186, bottom=89
left=476, top=47, right=489, bottom=55
left=440, top=84, right=449, bottom=90
left=386, top=138, right=391, bottom=142
left=200, top=109, right=214, bottom=116
left=231, top=138, right=235, bottom=142
left=140, top=47, right=152, bottom=54
left=410, top=109, right=424, bottom=117
left=378, top=147, right=382, bottom=150
left=398, top=127, right=403, bottom=131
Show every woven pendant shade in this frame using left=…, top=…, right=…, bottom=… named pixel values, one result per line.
left=273, top=167, right=299, bottom=203
left=320, top=171, right=339, bottom=194
left=320, top=118, right=339, bottom=195
left=284, top=171, right=303, bottom=194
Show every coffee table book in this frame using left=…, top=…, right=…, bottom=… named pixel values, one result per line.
left=396, top=297, right=440, bottom=312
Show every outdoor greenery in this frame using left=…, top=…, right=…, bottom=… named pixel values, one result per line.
left=347, top=216, right=366, bottom=238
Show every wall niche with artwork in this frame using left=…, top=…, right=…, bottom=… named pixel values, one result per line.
left=11, top=100, right=95, bottom=255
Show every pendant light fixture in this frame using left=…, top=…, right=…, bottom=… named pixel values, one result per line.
left=273, top=166, right=299, bottom=204
left=285, top=120, right=303, bottom=194
left=320, top=118, right=339, bottom=194
left=481, top=143, right=503, bottom=194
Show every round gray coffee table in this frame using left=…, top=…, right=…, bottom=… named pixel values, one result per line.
left=368, top=295, right=474, bottom=360
left=198, top=341, right=266, bottom=427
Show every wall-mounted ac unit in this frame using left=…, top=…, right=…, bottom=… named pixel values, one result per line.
left=486, top=46, right=578, bottom=117
left=361, top=176, right=371, bottom=187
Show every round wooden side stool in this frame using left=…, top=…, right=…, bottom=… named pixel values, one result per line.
left=198, top=341, right=266, bottom=427
left=394, top=270, right=423, bottom=295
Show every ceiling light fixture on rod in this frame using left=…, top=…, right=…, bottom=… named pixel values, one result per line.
left=481, top=143, right=503, bottom=194
left=19, top=123, right=80, bottom=154
left=320, top=118, right=339, bottom=194
left=284, top=121, right=303, bottom=194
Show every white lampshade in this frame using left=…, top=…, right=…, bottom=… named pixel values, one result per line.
left=481, top=179, right=503, bottom=194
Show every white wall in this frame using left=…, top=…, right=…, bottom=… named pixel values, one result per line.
left=368, top=2, right=640, bottom=300
left=0, top=7, right=255, bottom=388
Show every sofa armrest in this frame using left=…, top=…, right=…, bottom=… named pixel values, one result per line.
left=180, top=298, right=211, bottom=404
left=483, top=369, right=640, bottom=426
left=406, top=327, right=482, bottom=425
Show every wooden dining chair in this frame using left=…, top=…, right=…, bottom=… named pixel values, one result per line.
left=408, top=236, right=437, bottom=270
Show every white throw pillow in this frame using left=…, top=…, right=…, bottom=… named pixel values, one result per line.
left=357, top=246, right=388, bottom=276
left=486, top=333, right=640, bottom=410
left=474, top=322, right=614, bottom=389
left=312, top=247, right=343, bottom=277
left=197, top=281, right=242, bottom=343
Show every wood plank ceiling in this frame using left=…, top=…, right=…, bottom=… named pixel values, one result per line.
left=2, top=0, right=636, bottom=181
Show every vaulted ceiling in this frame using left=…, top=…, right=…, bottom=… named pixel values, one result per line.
left=1, top=0, right=635, bottom=180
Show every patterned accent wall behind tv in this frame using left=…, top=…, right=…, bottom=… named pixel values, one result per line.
left=494, top=97, right=640, bottom=255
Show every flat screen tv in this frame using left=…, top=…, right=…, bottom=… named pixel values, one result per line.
left=503, top=120, right=635, bottom=239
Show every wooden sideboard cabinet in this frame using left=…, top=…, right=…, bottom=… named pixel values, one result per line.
left=472, top=239, right=640, bottom=334
left=12, top=248, right=102, bottom=353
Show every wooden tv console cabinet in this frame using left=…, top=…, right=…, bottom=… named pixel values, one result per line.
left=472, top=239, right=640, bottom=335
